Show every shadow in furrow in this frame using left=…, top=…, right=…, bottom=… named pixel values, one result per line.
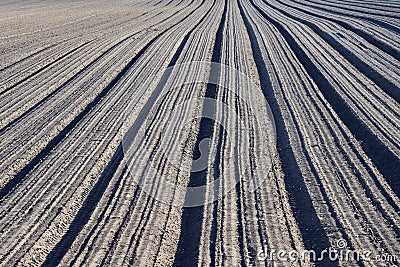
left=275, top=1, right=400, bottom=63
left=271, top=0, right=400, bottom=102
left=100, top=139, right=166, bottom=267
left=173, top=117, right=218, bottom=265
left=173, top=0, right=227, bottom=265
left=0, top=43, right=56, bottom=72
left=0, top=40, right=93, bottom=97
left=0, top=0, right=208, bottom=201
left=42, top=1, right=209, bottom=265
left=209, top=126, right=224, bottom=266
left=0, top=5, right=191, bottom=136
left=0, top=32, right=162, bottom=202
left=252, top=0, right=400, bottom=197
left=238, top=1, right=336, bottom=266
left=305, top=0, right=400, bottom=19
left=41, top=146, right=125, bottom=267
left=293, top=0, right=400, bottom=34
left=0, top=37, right=125, bottom=135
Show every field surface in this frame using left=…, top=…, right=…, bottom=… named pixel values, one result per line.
left=0, top=0, right=399, bottom=266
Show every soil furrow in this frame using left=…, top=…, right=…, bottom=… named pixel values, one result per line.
left=1, top=0, right=399, bottom=266
left=239, top=0, right=334, bottom=264
left=173, top=0, right=227, bottom=264
left=268, top=0, right=400, bottom=102
left=250, top=0, right=400, bottom=197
